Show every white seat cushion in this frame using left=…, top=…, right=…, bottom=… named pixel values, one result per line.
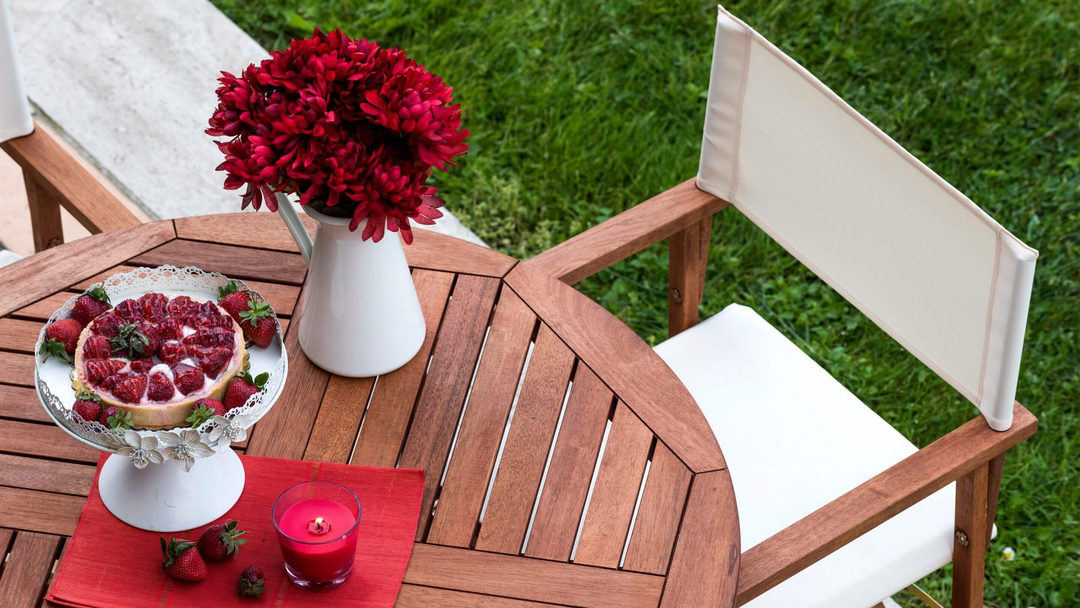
left=654, top=304, right=957, bottom=608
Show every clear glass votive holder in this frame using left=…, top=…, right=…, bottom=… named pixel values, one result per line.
left=272, top=480, right=362, bottom=590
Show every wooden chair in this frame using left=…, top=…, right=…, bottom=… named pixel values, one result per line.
left=530, top=6, right=1037, bottom=608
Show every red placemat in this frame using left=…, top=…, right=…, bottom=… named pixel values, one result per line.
left=47, top=453, right=423, bottom=607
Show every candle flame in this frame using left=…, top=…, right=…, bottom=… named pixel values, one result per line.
left=315, top=517, right=323, bottom=525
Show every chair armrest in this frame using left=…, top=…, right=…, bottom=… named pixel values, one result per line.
left=735, top=402, right=1037, bottom=606
left=527, top=179, right=729, bottom=284
left=1, top=122, right=141, bottom=235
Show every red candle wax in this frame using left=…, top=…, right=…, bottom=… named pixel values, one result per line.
left=276, top=498, right=358, bottom=580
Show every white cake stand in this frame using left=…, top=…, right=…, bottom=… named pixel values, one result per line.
left=35, top=266, right=288, bottom=532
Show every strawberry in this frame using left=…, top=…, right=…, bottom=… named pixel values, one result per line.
left=100, top=406, right=132, bottom=429
left=148, top=372, right=175, bottom=402
left=173, top=363, right=205, bottom=395
left=72, top=389, right=102, bottom=423
left=139, top=293, right=169, bottom=322
left=129, top=359, right=154, bottom=374
left=112, top=374, right=147, bottom=404
left=114, top=299, right=142, bottom=321
left=239, top=300, right=276, bottom=348
left=167, top=295, right=195, bottom=318
left=156, top=318, right=183, bottom=341
left=159, top=342, right=187, bottom=365
left=193, top=346, right=232, bottom=377
left=183, top=326, right=235, bottom=348
left=90, top=312, right=124, bottom=338
left=161, top=537, right=207, bottom=582
left=72, top=285, right=112, bottom=326
left=223, top=366, right=268, bottom=411
left=40, top=319, right=83, bottom=362
left=135, top=321, right=162, bottom=358
left=238, top=565, right=265, bottom=598
left=197, top=519, right=247, bottom=562
left=85, top=359, right=125, bottom=383
left=217, top=281, right=250, bottom=322
left=186, top=400, right=218, bottom=427
left=82, top=334, right=112, bottom=359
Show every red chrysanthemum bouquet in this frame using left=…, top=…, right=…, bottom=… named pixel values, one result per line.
left=207, top=29, right=469, bottom=243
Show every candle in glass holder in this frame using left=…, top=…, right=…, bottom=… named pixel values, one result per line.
left=273, top=481, right=361, bottom=589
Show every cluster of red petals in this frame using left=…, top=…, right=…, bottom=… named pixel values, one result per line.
left=207, top=29, right=469, bottom=242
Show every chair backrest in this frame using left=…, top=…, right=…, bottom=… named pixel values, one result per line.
left=696, top=5, right=1037, bottom=430
left=0, top=0, right=32, bottom=143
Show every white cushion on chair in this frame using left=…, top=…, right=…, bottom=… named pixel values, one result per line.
left=654, top=304, right=957, bottom=608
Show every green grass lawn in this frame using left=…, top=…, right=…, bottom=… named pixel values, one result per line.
left=212, top=1, right=1078, bottom=605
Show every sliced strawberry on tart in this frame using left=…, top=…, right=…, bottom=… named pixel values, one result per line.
left=73, top=293, right=248, bottom=430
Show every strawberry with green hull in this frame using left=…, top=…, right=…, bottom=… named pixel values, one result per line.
left=238, top=565, right=265, bottom=598
left=161, top=537, right=207, bottom=582
left=99, top=406, right=133, bottom=429
left=217, top=280, right=250, bottom=320
left=197, top=519, right=247, bottom=562
left=72, top=284, right=111, bottom=326
left=224, top=365, right=269, bottom=412
left=186, top=400, right=219, bottom=427
left=40, top=318, right=83, bottom=362
left=239, top=300, right=276, bottom=348
left=72, top=389, right=102, bottom=424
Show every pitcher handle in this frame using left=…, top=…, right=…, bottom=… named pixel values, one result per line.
left=275, top=192, right=313, bottom=264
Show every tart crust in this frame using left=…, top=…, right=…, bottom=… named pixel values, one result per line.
left=74, top=295, right=248, bottom=430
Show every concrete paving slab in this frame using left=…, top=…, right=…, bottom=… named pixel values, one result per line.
left=9, top=0, right=484, bottom=246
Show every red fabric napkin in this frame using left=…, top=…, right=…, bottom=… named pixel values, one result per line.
left=47, top=453, right=423, bottom=608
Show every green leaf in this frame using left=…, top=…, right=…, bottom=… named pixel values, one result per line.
left=186, top=403, right=216, bottom=428
left=86, top=284, right=111, bottom=304
left=217, top=280, right=240, bottom=298
left=38, top=338, right=72, bottom=363
left=253, top=372, right=270, bottom=388
left=108, top=410, right=133, bottom=430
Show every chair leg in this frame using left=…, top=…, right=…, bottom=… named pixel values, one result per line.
left=952, top=462, right=990, bottom=608
left=24, top=170, right=64, bottom=252
left=668, top=216, right=712, bottom=338
left=985, top=452, right=1005, bottom=544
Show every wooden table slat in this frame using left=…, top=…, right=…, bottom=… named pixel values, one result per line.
left=659, top=470, right=740, bottom=608
left=525, top=365, right=612, bottom=561
left=0, top=419, right=102, bottom=463
left=0, top=487, right=83, bottom=536
left=474, top=325, right=575, bottom=554
left=303, top=376, right=375, bottom=464
left=351, top=270, right=456, bottom=468
left=395, top=584, right=570, bottom=607
left=129, top=240, right=308, bottom=286
left=427, top=289, right=536, bottom=548
left=0, top=318, right=43, bottom=354
left=403, top=542, right=664, bottom=608
left=0, top=221, right=175, bottom=319
left=622, top=441, right=693, bottom=575
left=573, top=402, right=653, bottom=568
left=0, top=532, right=61, bottom=608
left=0, top=384, right=52, bottom=423
left=0, top=351, right=40, bottom=387
left=0, top=454, right=95, bottom=496
left=9, top=293, right=73, bottom=322
left=245, top=288, right=331, bottom=459
left=507, top=262, right=724, bottom=473
left=398, top=275, right=500, bottom=541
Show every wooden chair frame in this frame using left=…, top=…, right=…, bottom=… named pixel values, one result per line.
left=1, top=122, right=141, bottom=252
left=529, top=179, right=1037, bottom=608
left=5, top=121, right=1035, bottom=606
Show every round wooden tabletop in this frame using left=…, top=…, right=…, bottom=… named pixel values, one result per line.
left=0, top=213, right=738, bottom=608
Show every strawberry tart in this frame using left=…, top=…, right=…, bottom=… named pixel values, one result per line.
left=73, top=293, right=248, bottom=429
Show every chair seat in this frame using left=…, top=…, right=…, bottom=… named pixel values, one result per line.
left=654, top=304, right=959, bottom=608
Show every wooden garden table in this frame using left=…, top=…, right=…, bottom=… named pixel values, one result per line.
left=0, top=213, right=739, bottom=608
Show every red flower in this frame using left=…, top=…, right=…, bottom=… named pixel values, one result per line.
left=207, top=29, right=468, bottom=240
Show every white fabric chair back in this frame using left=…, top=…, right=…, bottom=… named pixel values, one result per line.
left=696, top=5, right=1037, bottom=430
left=0, top=0, right=32, bottom=143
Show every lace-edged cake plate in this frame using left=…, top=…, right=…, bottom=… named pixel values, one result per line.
left=33, top=266, right=290, bottom=531
left=34, top=265, right=288, bottom=462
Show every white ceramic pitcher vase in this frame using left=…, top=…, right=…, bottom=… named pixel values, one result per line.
left=275, top=193, right=425, bottom=377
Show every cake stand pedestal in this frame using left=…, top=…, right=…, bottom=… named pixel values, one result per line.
left=98, top=449, right=246, bottom=532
